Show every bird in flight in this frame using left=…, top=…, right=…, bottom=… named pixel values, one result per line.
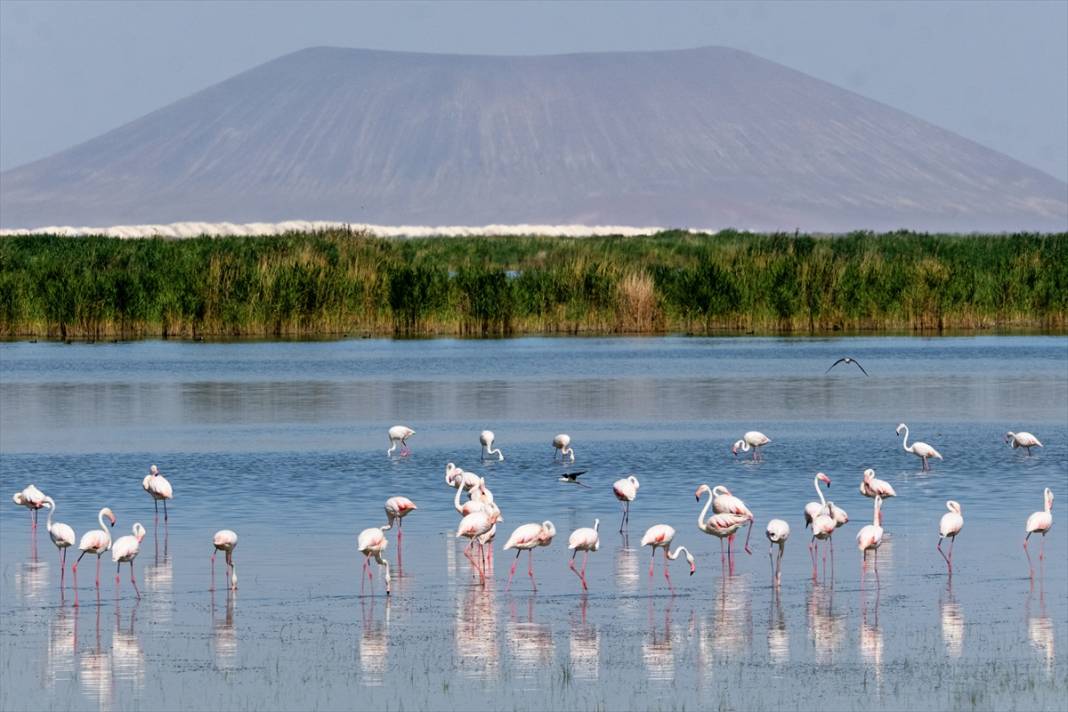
left=826, top=357, right=869, bottom=376
left=559, top=470, right=590, bottom=488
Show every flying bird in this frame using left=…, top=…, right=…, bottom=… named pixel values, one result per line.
left=558, top=470, right=590, bottom=487
left=826, top=357, right=869, bottom=376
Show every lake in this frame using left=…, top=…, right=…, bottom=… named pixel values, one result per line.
left=1, top=336, right=1066, bottom=710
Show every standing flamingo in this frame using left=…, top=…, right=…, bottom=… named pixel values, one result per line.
left=804, top=473, right=833, bottom=529
left=567, top=519, right=600, bottom=591
left=640, top=525, right=695, bottom=588
left=553, top=434, right=575, bottom=462
left=696, top=486, right=752, bottom=574
left=445, top=463, right=481, bottom=491
left=383, top=496, right=417, bottom=540
left=142, top=465, right=173, bottom=521
left=111, top=523, right=146, bottom=599
left=860, top=469, right=896, bottom=525
left=1006, top=431, right=1043, bottom=456
left=43, top=497, right=76, bottom=588
left=857, top=496, right=885, bottom=578
left=480, top=430, right=504, bottom=461
left=766, top=519, right=790, bottom=585
left=454, top=480, right=497, bottom=517
left=1024, top=488, right=1054, bottom=577
left=896, top=423, right=943, bottom=471
left=708, top=484, right=755, bottom=555
left=613, top=475, right=640, bottom=532
left=937, top=501, right=964, bottom=573
left=357, top=526, right=391, bottom=595
left=456, top=509, right=501, bottom=586
left=12, top=484, right=47, bottom=534
left=808, top=502, right=837, bottom=580
left=211, top=530, right=238, bottom=590
left=503, top=521, right=556, bottom=592
left=72, top=507, right=116, bottom=606
left=387, top=425, right=415, bottom=458
left=732, top=431, right=771, bottom=461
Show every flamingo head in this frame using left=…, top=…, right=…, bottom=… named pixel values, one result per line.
left=731, top=440, right=743, bottom=455
left=540, top=521, right=556, bottom=541
left=695, top=484, right=711, bottom=501
left=686, top=551, right=696, bottom=575
left=1046, top=488, right=1054, bottom=511
left=1004, top=432, right=1016, bottom=443
left=862, top=468, right=875, bottom=482
left=12, top=492, right=23, bottom=505
left=133, top=522, right=146, bottom=542
left=102, top=507, right=116, bottom=527
left=817, top=472, right=831, bottom=487
left=149, top=464, right=159, bottom=476
left=43, top=496, right=55, bottom=510
left=896, top=423, right=907, bottom=435
left=946, top=500, right=961, bottom=514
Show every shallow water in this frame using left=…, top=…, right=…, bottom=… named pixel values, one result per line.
left=1, top=336, right=1066, bottom=711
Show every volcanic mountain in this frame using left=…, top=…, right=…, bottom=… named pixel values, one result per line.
left=2, top=46, right=1065, bottom=232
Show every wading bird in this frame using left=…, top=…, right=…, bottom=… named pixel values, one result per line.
left=503, top=521, right=556, bottom=592
left=826, top=357, right=869, bottom=376
left=357, top=526, right=391, bottom=595
left=142, top=465, right=173, bottom=521
left=732, top=431, right=771, bottom=461
left=860, top=468, right=895, bottom=524
left=456, top=509, right=502, bottom=586
left=640, top=524, right=695, bottom=587
left=1006, top=431, right=1043, bottom=456
left=445, top=463, right=481, bottom=491
left=480, top=430, right=504, bottom=461
left=567, top=519, right=600, bottom=591
left=72, top=507, right=116, bottom=606
left=808, top=502, right=837, bottom=580
left=857, top=496, right=885, bottom=578
left=212, top=529, right=238, bottom=590
left=766, top=519, right=790, bottom=584
left=1024, top=488, right=1054, bottom=577
left=111, top=523, right=146, bottom=599
left=553, top=434, right=575, bottom=462
left=707, top=484, right=755, bottom=555
left=613, top=475, right=640, bottom=532
left=696, top=486, right=752, bottom=574
left=383, top=496, right=417, bottom=540
left=43, top=497, right=75, bottom=586
left=937, top=501, right=963, bottom=573
left=12, top=484, right=47, bottom=533
left=804, top=473, right=833, bottom=529
left=387, top=425, right=415, bottom=458
left=896, top=423, right=942, bottom=471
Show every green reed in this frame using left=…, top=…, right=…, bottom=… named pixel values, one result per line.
left=0, top=229, right=1064, bottom=338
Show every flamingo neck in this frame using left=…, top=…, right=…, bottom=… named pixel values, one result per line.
left=593, top=518, right=600, bottom=532
left=46, top=501, right=55, bottom=532
left=667, top=545, right=689, bottom=561
left=698, top=488, right=714, bottom=531
left=872, top=500, right=881, bottom=526
left=900, top=426, right=912, bottom=452
left=98, top=510, right=111, bottom=545
left=814, top=476, right=826, bottom=507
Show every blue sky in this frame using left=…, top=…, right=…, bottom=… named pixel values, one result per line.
left=1, top=0, right=1066, bottom=181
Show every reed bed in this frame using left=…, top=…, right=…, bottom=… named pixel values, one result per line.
left=0, top=229, right=1064, bottom=338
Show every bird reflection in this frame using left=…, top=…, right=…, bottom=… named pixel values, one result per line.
left=642, top=598, right=675, bottom=681
left=212, top=588, right=238, bottom=669
left=15, top=560, right=49, bottom=602
left=709, top=574, right=752, bottom=660
left=569, top=596, right=599, bottom=681
left=144, top=550, right=173, bottom=626
left=859, top=586, right=883, bottom=690
left=79, top=604, right=113, bottom=712
left=614, top=542, right=640, bottom=593
left=359, top=596, right=389, bottom=686
left=940, top=581, right=964, bottom=659
left=46, top=601, right=77, bottom=687
left=807, top=581, right=845, bottom=664
left=112, top=598, right=145, bottom=687
left=455, top=583, right=499, bottom=679
left=1027, top=584, right=1055, bottom=677
left=767, top=586, right=789, bottom=664
left=507, top=596, right=553, bottom=687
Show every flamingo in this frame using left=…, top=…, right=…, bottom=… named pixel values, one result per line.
left=43, top=497, right=76, bottom=587
left=804, top=473, right=833, bottom=529
left=12, top=484, right=47, bottom=533
left=553, top=434, right=575, bottom=462
left=1024, top=488, right=1054, bottom=577
left=860, top=468, right=895, bottom=525
left=503, top=521, right=556, bottom=592
left=896, top=423, right=942, bottom=471
left=613, top=475, right=640, bottom=532
left=357, top=526, right=391, bottom=595
left=732, top=431, right=770, bottom=461
left=383, top=496, right=417, bottom=540
left=696, top=486, right=752, bottom=574
left=445, top=463, right=481, bottom=491
left=808, top=502, right=837, bottom=579
left=142, top=465, right=173, bottom=521
left=111, top=523, right=146, bottom=599
left=937, top=501, right=963, bottom=573
left=387, top=425, right=415, bottom=458
left=857, top=496, right=885, bottom=578
left=72, top=507, right=116, bottom=606
left=1006, top=431, right=1043, bottom=456
left=211, top=530, right=238, bottom=590
left=708, top=484, right=755, bottom=555
left=456, top=509, right=502, bottom=586
left=567, top=519, right=600, bottom=591
left=640, top=525, right=695, bottom=588
left=766, top=519, right=789, bottom=584
left=454, top=480, right=497, bottom=518
left=480, top=430, right=504, bottom=461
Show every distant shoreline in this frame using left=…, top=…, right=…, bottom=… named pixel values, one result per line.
left=2, top=229, right=1065, bottom=340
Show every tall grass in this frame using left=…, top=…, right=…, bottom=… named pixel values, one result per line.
left=0, top=229, right=1064, bottom=338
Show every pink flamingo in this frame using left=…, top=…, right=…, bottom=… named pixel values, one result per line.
left=383, top=496, right=417, bottom=540
left=480, top=430, right=504, bottom=461
left=387, top=425, right=415, bottom=458
left=896, top=423, right=943, bottom=471
left=808, top=502, right=837, bottom=580
left=696, top=486, right=751, bottom=574
left=613, top=475, right=640, bottom=532
left=445, top=462, right=481, bottom=490
left=1006, top=431, right=1043, bottom=456
left=860, top=469, right=895, bottom=525
left=1024, top=488, right=1054, bottom=577
left=640, top=525, right=695, bottom=589
left=732, top=431, right=770, bottom=461
left=454, top=480, right=495, bottom=517
left=503, top=521, right=556, bottom=592
left=72, top=507, right=116, bottom=607
left=111, top=523, right=146, bottom=599
left=456, top=509, right=501, bottom=586
left=44, top=497, right=76, bottom=588
left=766, top=519, right=790, bottom=585
left=567, top=519, right=600, bottom=591
left=857, top=496, right=885, bottom=584
left=708, top=484, right=755, bottom=555
left=357, top=526, right=391, bottom=595
left=212, top=530, right=238, bottom=590
left=937, top=501, right=963, bottom=573
left=553, top=434, right=575, bottom=462
left=804, top=473, right=833, bottom=528
left=142, top=465, right=173, bottom=521
left=12, top=484, right=47, bottom=534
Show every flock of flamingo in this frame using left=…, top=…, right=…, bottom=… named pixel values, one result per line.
left=11, top=424, right=1054, bottom=601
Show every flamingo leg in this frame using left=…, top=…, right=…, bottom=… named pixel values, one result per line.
left=581, top=551, right=589, bottom=591
left=768, top=542, right=775, bottom=580
left=95, top=555, right=101, bottom=589
left=948, top=536, right=955, bottom=569
left=154, top=500, right=158, bottom=518
left=663, top=549, right=673, bottom=591
left=649, top=547, right=656, bottom=578
left=129, top=562, right=141, bottom=599
left=527, top=550, right=537, bottom=592
left=60, top=548, right=67, bottom=587
left=776, top=543, right=784, bottom=584
left=116, top=561, right=121, bottom=585
left=937, top=536, right=950, bottom=571
left=506, top=550, right=521, bottom=591
left=569, top=551, right=582, bottom=587
left=73, top=550, right=87, bottom=607
left=1024, top=533, right=1034, bottom=577
left=829, top=536, right=835, bottom=578
left=163, top=499, right=168, bottom=522
left=1040, top=534, right=1046, bottom=562
left=744, top=520, right=753, bottom=555
left=211, top=550, right=217, bottom=591
left=809, top=537, right=818, bottom=579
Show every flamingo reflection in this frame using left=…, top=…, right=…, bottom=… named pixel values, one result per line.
left=45, top=601, right=77, bottom=687
left=15, top=560, right=49, bottom=602
left=358, top=596, right=389, bottom=686
left=859, top=585, right=883, bottom=691
left=614, top=541, right=640, bottom=594
left=507, top=597, right=554, bottom=687
left=940, top=581, right=964, bottom=659
left=78, top=604, right=113, bottom=711
left=642, top=598, right=675, bottom=681
left=1027, top=583, right=1055, bottom=677
left=767, top=586, right=789, bottom=664
left=212, top=588, right=238, bottom=669
left=112, top=598, right=145, bottom=687
left=454, top=582, right=499, bottom=679
left=807, top=582, right=846, bottom=664
left=568, top=596, right=599, bottom=681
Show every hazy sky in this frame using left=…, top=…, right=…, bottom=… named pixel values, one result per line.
left=2, top=0, right=1066, bottom=181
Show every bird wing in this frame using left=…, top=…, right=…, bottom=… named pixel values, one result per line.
left=825, top=358, right=848, bottom=374
left=851, top=359, right=870, bottom=376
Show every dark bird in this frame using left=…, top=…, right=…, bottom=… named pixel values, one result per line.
left=826, top=357, right=869, bottom=376
left=559, top=470, right=590, bottom=488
